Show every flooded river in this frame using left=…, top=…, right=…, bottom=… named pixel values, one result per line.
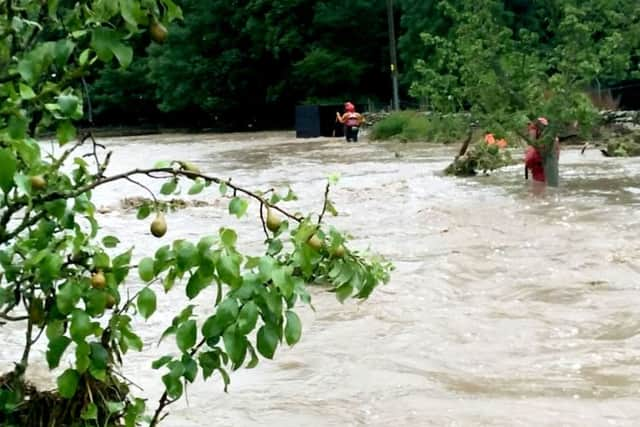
left=3, top=131, right=640, bottom=426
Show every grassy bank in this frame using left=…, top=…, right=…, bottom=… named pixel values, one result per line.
left=368, top=111, right=469, bottom=143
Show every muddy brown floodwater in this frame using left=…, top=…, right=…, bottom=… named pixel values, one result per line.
left=2, top=131, right=640, bottom=426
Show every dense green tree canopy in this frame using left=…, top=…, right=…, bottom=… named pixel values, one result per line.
left=88, top=0, right=640, bottom=129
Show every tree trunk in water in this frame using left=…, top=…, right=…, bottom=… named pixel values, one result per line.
left=543, top=142, right=559, bottom=187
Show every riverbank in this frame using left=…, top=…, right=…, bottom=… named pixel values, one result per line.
left=364, top=109, right=640, bottom=152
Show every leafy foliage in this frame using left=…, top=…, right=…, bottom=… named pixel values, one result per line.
left=404, top=0, right=640, bottom=184
left=369, top=111, right=469, bottom=143
left=408, top=0, right=640, bottom=137
left=89, top=0, right=393, bottom=129
left=0, top=1, right=392, bottom=426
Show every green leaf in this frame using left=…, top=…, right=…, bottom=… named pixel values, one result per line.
left=176, top=319, right=196, bottom=352
left=46, top=320, right=65, bottom=340
left=79, top=48, right=90, bottom=66
left=216, top=298, right=239, bottom=327
left=182, top=354, right=198, bottom=382
left=237, top=302, right=258, bottom=335
left=258, top=256, right=275, bottom=280
left=136, top=203, right=151, bottom=219
left=325, top=200, right=338, bottom=216
left=161, top=0, right=183, bottom=20
left=93, top=251, right=110, bottom=269
left=138, top=257, right=155, bottom=282
left=46, top=336, right=71, bottom=369
left=102, top=235, right=120, bottom=248
left=113, top=249, right=132, bottom=283
left=186, top=269, right=212, bottom=299
left=175, top=241, right=197, bottom=271
left=91, top=27, right=116, bottom=62
left=284, top=188, right=298, bottom=201
left=90, top=343, right=109, bottom=370
left=8, top=115, right=27, bottom=140
left=152, top=355, right=173, bottom=370
left=217, top=253, right=241, bottom=288
left=198, top=351, right=220, bottom=380
left=188, top=178, right=205, bottom=195
left=161, top=373, right=183, bottom=400
left=19, top=83, right=36, bottom=100
left=124, top=397, right=146, bottom=427
left=285, top=311, right=302, bottom=346
left=0, top=149, right=17, bottom=194
left=122, top=328, right=143, bottom=352
left=154, top=160, right=172, bottom=168
left=228, top=197, right=248, bottom=218
left=57, top=369, right=80, bottom=398
left=272, top=266, right=293, bottom=298
left=56, top=281, right=82, bottom=315
left=257, top=324, right=279, bottom=359
left=15, top=138, right=40, bottom=165
left=335, top=283, right=353, bottom=303
left=40, top=253, right=63, bottom=283
left=160, top=178, right=178, bottom=195
left=76, top=341, right=91, bottom=373
left=246, top=342, right=259, bottom=369
left=219, top=182, right=228, bottom=196
left=57, top=94, right=80, bottom=118
left=84, top=289, right=107, bottom=317
left=105, top=401, right=125, bottom=415
left=56, top=121, right=77, bottom=145
left=220, top=228, right=237, bottom=247
left=137, top=287, right=157, bottom=320
left=17, top=58, right=38, bottom=84
left=201, top=315, right=224, bottom=339
left=223, top=327, right=247, bottom=368
left=54, top=39, right=75, bottom=67
left=112, top=42, right=133, bottom=68
left=119, top=0, right=145, bottom=26
left=218, top=367, right=230, bottom=392
left=81, top=402, right=98, bottom=420
left=328, top=173, right=341, bottom=185
left=70, top=309, right=93, bottom=342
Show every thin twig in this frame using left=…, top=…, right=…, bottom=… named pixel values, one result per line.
left=81, top=77, right=93, bottom=124
left=150, top=337, right=208, bottom=427
left=124, top=176, right=158, bottom=206
left=259, top=202, right=269, bottom=239
left=0, top=313, right=29, bottom=322
left=317, top=182, right=331, bottom=225
left=19, top=316, right=33, bottom=370
left=29, top=324, right=46, bottom=345
left=38, top=168, right=303, bottom=222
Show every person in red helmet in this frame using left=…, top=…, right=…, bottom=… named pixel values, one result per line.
left=336, top=102, right=363, bottom=142
left=524, top=117, right=560, bottom=186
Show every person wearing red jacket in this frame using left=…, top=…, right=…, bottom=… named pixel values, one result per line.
left=336, top=102, right=363, bottom=142
left=524, top=117, right=559, bottom=184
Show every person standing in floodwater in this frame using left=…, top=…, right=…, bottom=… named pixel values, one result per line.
left=336, top=102, right=363, bottom=142
left=525, top=117, right=560, bottom=187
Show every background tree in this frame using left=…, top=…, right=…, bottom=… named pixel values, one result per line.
left=406, top=0, right=640, bottom=184
left=89, top=0, right=395, bottom=129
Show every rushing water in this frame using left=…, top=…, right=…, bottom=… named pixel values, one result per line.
left=2, top=131, right=640, bottom=426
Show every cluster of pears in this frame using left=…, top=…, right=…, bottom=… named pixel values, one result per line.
left=266, top=208, right=345, bottom=256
